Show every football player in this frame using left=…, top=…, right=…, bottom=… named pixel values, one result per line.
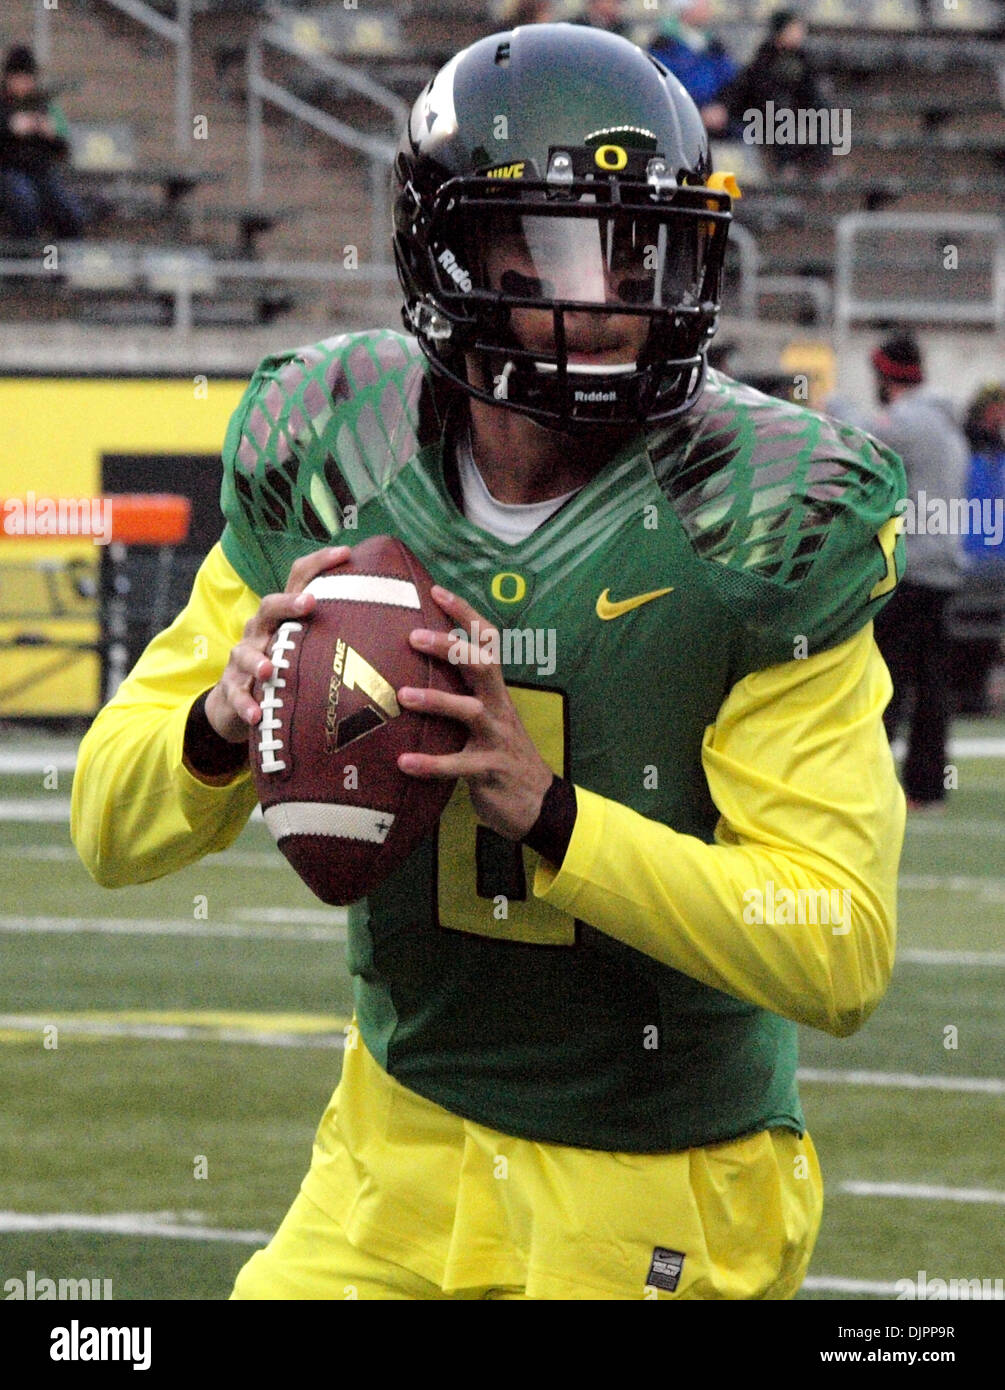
left=71, top=24, right=906, bottom=1300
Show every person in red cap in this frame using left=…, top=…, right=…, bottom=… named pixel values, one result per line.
left=869, top=332, right=970, bottom=810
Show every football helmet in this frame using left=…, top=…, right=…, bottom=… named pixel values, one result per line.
left=393, top=23, right=736, bottom=431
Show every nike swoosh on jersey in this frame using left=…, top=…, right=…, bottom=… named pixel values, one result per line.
left=596, top=587, right=675, bottom=620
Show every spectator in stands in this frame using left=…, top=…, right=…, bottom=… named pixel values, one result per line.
left=952, top=383, right=1005, bottom=712
left=962, top=383, right=1005, bottom=566
left=0, top=44, right=84, bottom=241
left=569, top=0, right=632, bottom=41
left=649, top=0, right=738, bottom=136
left=723, top=9, right=829, bottom=175
left=507, top=0, right=556, bottom=25
left=869, top=333, right=970, bottom=810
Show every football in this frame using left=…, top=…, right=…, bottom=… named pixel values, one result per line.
left=249, top=535, right=469, bottom=904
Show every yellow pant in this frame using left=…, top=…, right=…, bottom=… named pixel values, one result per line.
left=233, top=1036, right=823, bottom=1300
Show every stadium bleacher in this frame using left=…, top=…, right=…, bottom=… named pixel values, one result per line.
left=0, top=0, right=999, bottom=333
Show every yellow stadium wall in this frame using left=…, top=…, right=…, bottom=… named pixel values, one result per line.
left=0, top=375, right=247, bottom=718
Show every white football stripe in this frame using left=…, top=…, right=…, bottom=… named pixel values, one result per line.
left=306, top=574, right=421, bottom=609
left=264, top=802, right=394, bottom=844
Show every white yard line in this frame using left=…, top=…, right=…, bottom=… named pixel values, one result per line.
left=0, top=843, right=284, bottom=869
left=900, top=874, right=1005, bottom=896
left=0, top=915, right=996, bottom=962
left=7, top=738, right=1005, bottom=773
left=0, top=799, right=264, bottom=823
left=840, top=1182, right=1005, bottom=1205
left=0, top=915, right=345, bottom=942
left=0, top=1014, right=346, bottom=1048
left=0, top=798, right=72, bottom=821
left=892, top=738, right=1005, bottom=758
left=0, top=1211, right=270, bottom=1244
left=797, top=1068, right=1005, bottom=1095
left=945, top=739, right=1005, bottom=757
left=236, top=907, right=347, bottom=924
left=801, top=1276, right=901, bottom=1295
left=0, top=751, right=78, bottom=773
left=898, top=947, right=1005, bottom=966
left=907, top=819, right=1005, bottom=837
left=0, top=998, right=997, bottom=1090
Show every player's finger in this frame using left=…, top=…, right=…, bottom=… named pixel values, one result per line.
left=217, top=668, right=261, bottom=728
left=220, top=628, right=292, bottom=727
left=397, top=686, right=486, bottom=726
left=285, top=545, right=352, bottom=595
left=244, top=590, right=316, bottom=642
left=397, top=749, right=493, bottom=780
left=230, top=639, right=277, bottom=685
left=429, top=584, right=490, bottom=635
left=409, top=627, right=507, bottom=701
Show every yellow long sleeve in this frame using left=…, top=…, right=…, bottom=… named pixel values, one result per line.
left=535, top=625, right=905, bottom=1037
left=71, top=543, right=261, bottom=887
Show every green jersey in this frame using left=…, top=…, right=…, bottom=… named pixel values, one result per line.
left=220, top=329, right=906, bottom=1152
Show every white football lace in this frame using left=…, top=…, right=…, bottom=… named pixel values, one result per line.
left=257, top=621, right=302, bottom=773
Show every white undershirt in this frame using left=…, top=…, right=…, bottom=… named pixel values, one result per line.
left=455, top=428, right=581, bottom=544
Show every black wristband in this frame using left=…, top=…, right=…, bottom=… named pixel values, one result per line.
left=523, top=775, right=577, bottom=867
left=183, top=690, right=249, bottom=777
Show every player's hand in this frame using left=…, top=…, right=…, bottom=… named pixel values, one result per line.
left=397, top=587, right=554, bottom=841
left=204, top=545, right=351, bottom=743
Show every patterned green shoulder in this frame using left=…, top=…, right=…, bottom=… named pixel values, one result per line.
left=219, top=330, right=436, bottom=595
left=649, top=370, right=906, bottom=668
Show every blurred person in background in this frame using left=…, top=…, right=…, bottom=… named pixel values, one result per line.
left=506, top=0, right=556, bottom=24
left=568, top=0, right=632, bottom=39
left=0, top=44, right=84, bottom=240
left=649, top=0, right=738, bottom=135
left=869, top=333, right=970, bottom=810
left=723, top=9, right=829, bottom=175
left=952, top=383, right=1005, bottom=713
left=962, top=384, right=1005, bottom=565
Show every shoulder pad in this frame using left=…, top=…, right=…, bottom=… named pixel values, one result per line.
left=650, top=371, right=907, bottom=664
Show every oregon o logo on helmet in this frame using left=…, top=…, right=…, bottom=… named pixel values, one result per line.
left=491, top=572, right=527, bottom=604
left=594, top=144, right=628, bottom=171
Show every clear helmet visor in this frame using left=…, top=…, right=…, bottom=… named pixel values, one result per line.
left=456, top=206, right=707, bottom=311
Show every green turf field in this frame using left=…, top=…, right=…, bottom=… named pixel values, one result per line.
left=1, top=723, right=1002, bottom=1301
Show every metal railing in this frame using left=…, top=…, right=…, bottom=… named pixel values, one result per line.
left=835, top=212, right=1005, bottom=333
left=727, top=223, right=832, bottom=324
left=247, top=23, right=408, bottom=264
left=37, top=1, right=194, bottom=155
left=0, top=254, right=399, bottom=334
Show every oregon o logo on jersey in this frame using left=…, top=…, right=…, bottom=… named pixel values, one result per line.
left=491, top=572, right=527, bottom=604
